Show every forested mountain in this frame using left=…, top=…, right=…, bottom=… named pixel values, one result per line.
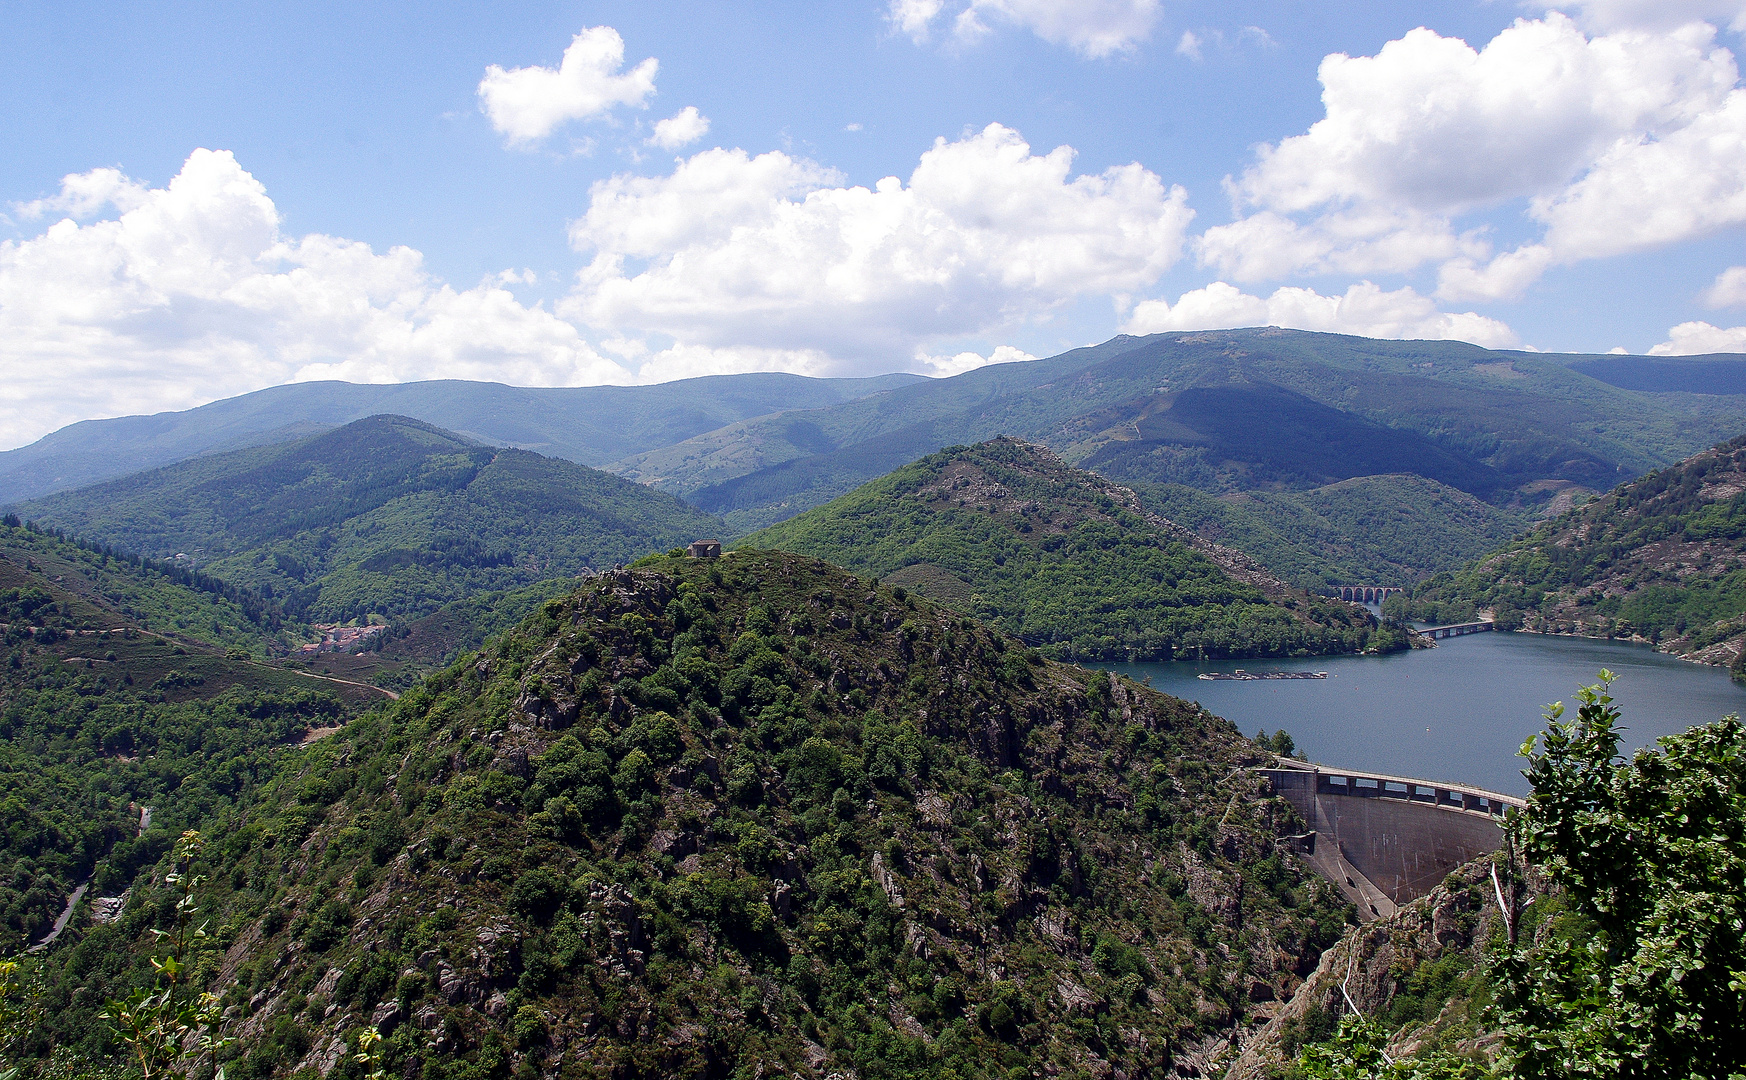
left=1399, top=433, right=1746, bottom=672
left=0, top=518, right=385, bottom=952
left=6, top=416, right=724, bottom=623
left=738, top=438, right=1397, bottom=660
left=621, top=331, right=1741, bottom=529
left=20, top=550, right=1350, bottom=1076
left=0, top=372, right=925, bottom=504
left=1132, top=474, right=1537, bottom=591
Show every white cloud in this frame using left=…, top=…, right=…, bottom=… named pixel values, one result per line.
left=888, top=0, right=946, bottom=41
left=0, top=151, right=631, bottom=450
left=891, top=0, right=1161, bottom=57
left=565, top=123, right=1193, bottom=365
left=1122, top=280, right=1520, bottom=348
left=12, top=167, right=150, bottom=220
left=1649, top=320, right=1746, bottom=353
left=1546, top=0, right=1746, bottom=33
left=1202, top=14, right=1746, bottom=301
left=1704, top=265, right=1746, bottom=306
left=914, top=344, right=1037, bottom=377
left=478, top=26, right=657, bottom=144
left=1176, top=30, right=1203, bottom=60
left=647, top=106, right=711, bottom=150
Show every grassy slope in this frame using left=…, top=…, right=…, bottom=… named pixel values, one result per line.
left=40, top=550, right=1350, bottom=1077
left=1403, top=433, right=1746, bottom=670
left=9, top=415, right=724, bottom=623
left=736, top=438, right=1394, bottom=661
left=1131, top=475, right=1536, bottom=590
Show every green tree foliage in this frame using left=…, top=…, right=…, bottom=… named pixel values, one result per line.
left=102, top=832, right=231, bottom=1080
left=741, top=438, right=1391, bottom=661
left=47, top=551, right=1343, bottom=1079
left=1495, top=675, right=1746, bottom=1079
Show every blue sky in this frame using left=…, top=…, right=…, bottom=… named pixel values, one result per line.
left=2, top=0, right=1744, bottom=448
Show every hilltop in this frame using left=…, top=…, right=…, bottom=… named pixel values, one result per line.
left=30, top=550, right=1349, bottom=1076
left=1401, top=433, right=1746, bottom=673
left=7, top=415, right=724, bottom=624
left=737, top=438, right=1396, bottom=660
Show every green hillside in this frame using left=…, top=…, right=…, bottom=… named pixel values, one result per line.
left=1399, top=433, right=1746, bottom=672
left=18, top=550, right=1349, bottom=1075
left=1132, top=474, right=1536, bottom=590
left=0, top=518, right=387, bottom=952
left=7, top=415, right=724, bottom=623
left=0, top=371, right=925, bottom=504
left=1, top=515, right=293, bottom=655
left=737, top=438, right=1396, bottom=661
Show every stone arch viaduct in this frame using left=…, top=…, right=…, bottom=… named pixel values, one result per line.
left=1334, top=585, right=1404, bottom=604
left=1258, top=758, right=1524, bottom=921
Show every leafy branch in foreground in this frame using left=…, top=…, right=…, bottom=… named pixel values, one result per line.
left=103, top=831, right=232, bottom=1080
left=1495, top=671, right=1746, bottom=1080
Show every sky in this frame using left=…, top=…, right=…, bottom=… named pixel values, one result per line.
left=2, top=0, right=1745, bottom=450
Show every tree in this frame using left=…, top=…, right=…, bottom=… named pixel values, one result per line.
left=1496, top=672, right=1746, bottom=1080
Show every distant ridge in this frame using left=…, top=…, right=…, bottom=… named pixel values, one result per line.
left=9, top=414, right=726, bottom=622
left=0, top=371, right=925, bottom=504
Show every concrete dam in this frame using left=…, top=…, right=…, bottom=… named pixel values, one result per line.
left=1258, top=759, right=1525, bottom=921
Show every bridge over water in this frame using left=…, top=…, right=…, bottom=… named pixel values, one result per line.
left=1420, top=619, right=1495, bottom=639
left=1258, top=759, right=1524, bottom=921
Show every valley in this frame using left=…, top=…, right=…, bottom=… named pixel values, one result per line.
left=1, top=332, right=1743, bottom=1080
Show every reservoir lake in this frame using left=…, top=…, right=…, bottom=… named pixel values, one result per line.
left=1098, top=629, right=1746, bottom=796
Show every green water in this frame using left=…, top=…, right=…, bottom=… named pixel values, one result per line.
left=1099, top=630, right=1746, bottom=796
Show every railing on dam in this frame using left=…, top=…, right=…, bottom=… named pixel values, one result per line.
left=1257, top=759, right=1525, bottom=919
left=1420, top=620, right=1496, bottom=640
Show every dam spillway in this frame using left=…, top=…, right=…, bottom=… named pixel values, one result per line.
left=1258, top=759, right=1525, bottom=920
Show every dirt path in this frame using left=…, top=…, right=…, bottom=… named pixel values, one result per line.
left=277, top=666, right=399, bottom=700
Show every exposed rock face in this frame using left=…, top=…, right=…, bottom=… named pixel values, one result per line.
left=1225, top=857, right=1533, bottom=1080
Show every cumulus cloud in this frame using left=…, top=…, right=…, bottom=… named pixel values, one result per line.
left=12, top=167, right=150, bottom=220
left=0, top=151, right=630, bottom=449
left=1649, top=320, right=1746, bottom=353
left=914, top=344, right=1037, bottom=377
left=1704, top=266, right=1746, bottom=306
left=890, top=0, right=1161, bottom=57
left=1121, top=281, right=1520, bottom=348
left=647, top=107, right=710, bottom=150
left=1201, top=14, right=1746, bottom=301
left=478, top=26, right=657, bottom=144
left=565, top=123, right=1193, bottom=364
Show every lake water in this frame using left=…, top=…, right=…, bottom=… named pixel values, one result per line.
left=1097, top=630, right=1746, bottom=796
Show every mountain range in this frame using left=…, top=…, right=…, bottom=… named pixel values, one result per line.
left=13, top=329, right=1740, bottom=588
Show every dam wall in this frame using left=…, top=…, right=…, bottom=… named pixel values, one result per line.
left=1259, top=761, right=1524, bottom=919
